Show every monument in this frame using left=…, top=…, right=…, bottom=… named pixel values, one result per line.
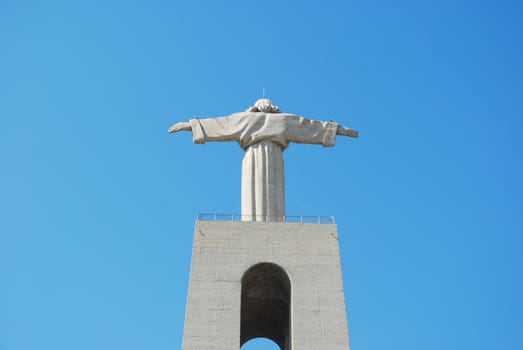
left=169, top=98, right=358, bottom=221
left=170, top=99, right=358, bottom=349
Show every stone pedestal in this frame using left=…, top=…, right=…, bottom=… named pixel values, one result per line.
left=181, top=220, right=351, bottom=350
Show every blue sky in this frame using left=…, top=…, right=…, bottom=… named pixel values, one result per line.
left=1, top=1, right=522, bottom=349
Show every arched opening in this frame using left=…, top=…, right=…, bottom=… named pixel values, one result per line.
left=240, top=262, right=291, bottom=350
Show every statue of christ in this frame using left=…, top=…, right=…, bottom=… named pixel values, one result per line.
left=168, top=99, right=358, bottom=221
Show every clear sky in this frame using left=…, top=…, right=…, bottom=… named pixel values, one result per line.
left=1, top=1, right=522, bottom=349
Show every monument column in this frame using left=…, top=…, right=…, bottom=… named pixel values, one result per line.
left=169, top=99, right=357, bottom=349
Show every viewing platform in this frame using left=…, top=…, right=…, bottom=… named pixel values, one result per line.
left=196, top=213, right=336, bottom=224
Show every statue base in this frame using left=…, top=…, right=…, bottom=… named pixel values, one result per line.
left=181, top=220, right=351, bottom=350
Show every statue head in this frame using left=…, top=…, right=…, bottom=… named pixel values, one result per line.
left=246, top=99, right=281, bottom=113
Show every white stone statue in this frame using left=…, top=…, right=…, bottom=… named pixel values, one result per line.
left=169, top=99, right=358, bottom=221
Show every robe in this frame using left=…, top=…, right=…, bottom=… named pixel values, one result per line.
left=189, top=112, right=338, bottom=221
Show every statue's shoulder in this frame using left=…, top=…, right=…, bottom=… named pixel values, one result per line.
left=229, top=111, right=253, bottom=118
left=273, top=113, right=300, bottom=119
left=214, top=111, right=249, bottom=120
left=232, top=111, right=269, bottom=118
left=222, top=111, right=265, bottom=123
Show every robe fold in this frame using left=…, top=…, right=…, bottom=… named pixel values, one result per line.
left=189, top=112, right=338, bottom=221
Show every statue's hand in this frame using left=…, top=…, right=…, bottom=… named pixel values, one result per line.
left=168, top=121, right=191, bottom=133
left=337, top=126, right=359, bottom=138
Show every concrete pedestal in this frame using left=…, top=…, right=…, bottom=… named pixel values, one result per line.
left=181, top=220, right=351, bottom=350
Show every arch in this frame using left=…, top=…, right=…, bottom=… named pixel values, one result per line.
left=240, top=262, right=291, bottom=350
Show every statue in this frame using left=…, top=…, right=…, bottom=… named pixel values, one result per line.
left=168, top=99, right=358, bottom=221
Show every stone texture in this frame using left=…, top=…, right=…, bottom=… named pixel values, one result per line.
left=181, top=221, right=351, bottom=350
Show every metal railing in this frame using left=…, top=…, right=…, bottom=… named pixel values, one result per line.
left=196, top=213, right=335, bottom=224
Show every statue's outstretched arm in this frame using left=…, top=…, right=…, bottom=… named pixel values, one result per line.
left=337, top=125, right=359, bottom=138
left=168, top=121, right=192, bottom=133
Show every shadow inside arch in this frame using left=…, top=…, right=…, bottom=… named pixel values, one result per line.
left=240, top=262, right=291, bottom=350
